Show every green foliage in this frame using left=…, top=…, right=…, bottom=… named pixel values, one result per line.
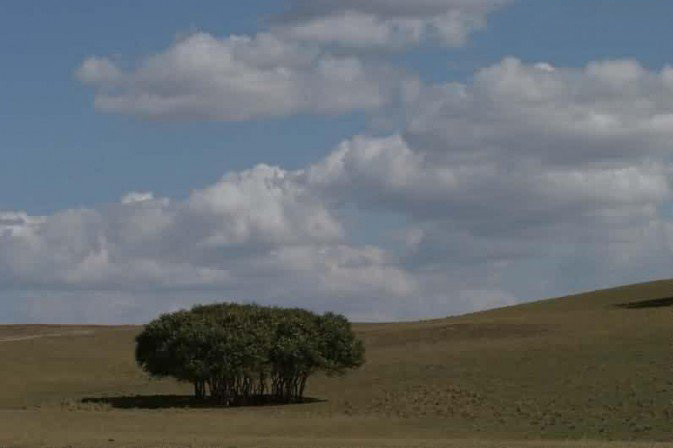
left=135, top=303, right=364, bottom=404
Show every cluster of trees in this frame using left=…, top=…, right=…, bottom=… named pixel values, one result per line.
left=135, top=303, right=364, bottom=405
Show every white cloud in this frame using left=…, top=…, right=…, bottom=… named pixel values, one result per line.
left=275, top=0, right=510, bottom=48
left=76, top=32, right=410, bottom=120
left=75, top=56, right=122, bottom=86
left=0, top=212, right=46, bottom=237
left=120, top=192, right=156, bottom=204
left=0, top=164, right=415, bottom=322
left=405, top=57, right=673, bottom=165
left=316, top=58, right=673, bottom=224
left=16, top=56, right=673, bottom=323
left=303, top=58, right=673, bottom=307
left=76, top=1, right=510, bottom=121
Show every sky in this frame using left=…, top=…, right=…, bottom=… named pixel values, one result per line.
left=2, top=0, right=673, bottom=323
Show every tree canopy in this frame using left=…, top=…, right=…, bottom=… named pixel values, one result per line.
left=135, top=303, right=364, bottom=404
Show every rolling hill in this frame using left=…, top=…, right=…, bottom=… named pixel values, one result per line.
left=0, top=280, right=672, bottom=447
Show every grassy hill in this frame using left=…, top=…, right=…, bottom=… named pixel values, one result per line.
left=1, top=280, right=672, bottom=447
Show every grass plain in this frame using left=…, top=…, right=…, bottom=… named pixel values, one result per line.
left=0, top=280, right=672, bottom=447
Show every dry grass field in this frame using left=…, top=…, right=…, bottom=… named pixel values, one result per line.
left=0, top=280, right=672, bottom=447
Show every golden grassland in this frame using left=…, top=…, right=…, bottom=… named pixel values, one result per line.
left=0, top=280, right=672, bottom=447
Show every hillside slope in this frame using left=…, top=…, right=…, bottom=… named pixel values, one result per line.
left=0, top=280, right=672, bottom=446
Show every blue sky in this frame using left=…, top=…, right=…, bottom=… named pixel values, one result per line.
left=3, top=0, right=673, bottom=323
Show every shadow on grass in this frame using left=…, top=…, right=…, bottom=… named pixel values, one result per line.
left=81, top=394, right=325, bottom=409
left=615, top=296, right=673, bottom=309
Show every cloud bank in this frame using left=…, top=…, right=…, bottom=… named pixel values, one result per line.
left=10, top=55, right=673, bottom=322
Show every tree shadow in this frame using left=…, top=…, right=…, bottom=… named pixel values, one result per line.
left=81, top=394, right=325, bottom=409
left=615, top=296, right=673, bottom=309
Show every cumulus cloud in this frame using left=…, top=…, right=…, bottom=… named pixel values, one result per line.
left=307, top=58, right=673, bottom=244
left=302, top=57, right=673, bottom=304
left=75, top=1, right=512, bottom=121
left=76, top=32, right=411, bottom=120
left=16, top=56, right=673, bottom=322
left=274, top=0, right=510, bottom=48
left=405, top=58, right=673, bottom=164
left=0, top=165, right=415, bottom=322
